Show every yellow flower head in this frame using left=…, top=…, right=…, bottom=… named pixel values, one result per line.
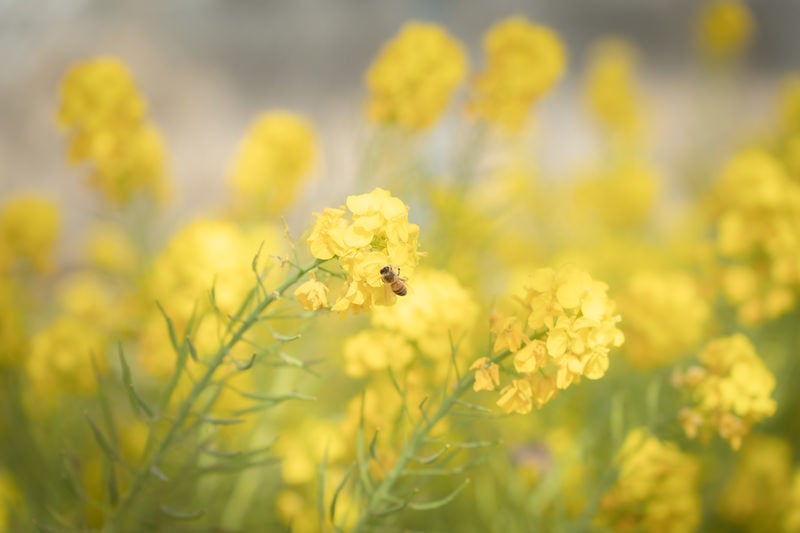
left=598, top=428, right=701, bottom=533
left=0, top=194, right=61, bottom=274
left=674, top=333, right=776, bottom=449
left=228, top=111, right=317, bottom=215
left=583, top=37, right=645, bottom=139
left=366, top=22, right=467, bottom=131
left=82, top=223, right=139, bottom=275
left=58, top=56, right=170, bottom=205
left=617, top=272, right=710, bottom=369
left=306, top=188, right=422, bottom=314
left=696, top=0, right=754, bottom=63
left=342, top=329, right=414, bottom=377
left=469, top=16, right=566, bottom=131
left=474, top=266, right=623, bottom=411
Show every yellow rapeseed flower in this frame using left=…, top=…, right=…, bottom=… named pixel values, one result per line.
left=0, top=194, right=60, bottom=274
left=365, top=22, right=467, bottom=131
left=598, top=428, right=701, bottom=533
left=673, top=333, right=776, bottom=449
left=469, top=16, right=566, bottom=131
left=82, top=223, right=139, bottom=275
left=474, top=266, right=624, bottom=412
left=228, top=111, right=317, bottom=216
left=306, top=188, right=422, bottom=314
left=58, top=57, right=170, bottom=205
left=696, top=0, right=754, bottom=63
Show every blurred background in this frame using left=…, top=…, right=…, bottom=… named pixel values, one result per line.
left=2, top=0, right=800, bottom=248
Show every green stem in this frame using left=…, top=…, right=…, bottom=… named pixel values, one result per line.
left=105, top=259, right=324, bottom=531
left=352, top=349, right=512, bottom=532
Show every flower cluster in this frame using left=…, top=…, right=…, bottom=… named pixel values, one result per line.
left=713, top=148, right=800, bottom=324
left=0, top=194, right=61, bottom=274
left=58, top=57, right=170, bottom=205
left=472, top=266, right=624, bottom=413
left=695, top=0, right=753, bottom=63
left=365, top=22, right=467, bottom=131
left=616, top=272, right=710, bottom=369
left=304, top=188, right=421, bottom=314
left=583, top=38, right=644, bottom=140
left=228, top=111, right=317, bottom=216
left=673, top=333, right=777, bottom=450
left=598, top=428, right=701, bottom=533
left=469, top=16, right=566, bottom=131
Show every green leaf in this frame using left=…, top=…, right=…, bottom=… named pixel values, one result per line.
left=185, top=336, right=199, bottom=362
left=412, top=446, right=449, bottom=465
left=118, top=344, right=154, bottom=420
left=237, top=390, right=317, bottom=403
left=329, top=465, right=354, bottom=523
left=232, top=353, right=257, bottom=371
left=85, top=412, right=119, bottom=463
left=156, top=301, right=180, bottom=355
left=407, top=478, right=470, bottom=511
left=159, top=505, right=204, bottom=521
left=91, top=354, right=118, bottom=444
left=202, top=416, right=245, bottom=426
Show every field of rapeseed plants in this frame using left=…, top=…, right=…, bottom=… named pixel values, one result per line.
left=2, top=1, right=800, bottom=531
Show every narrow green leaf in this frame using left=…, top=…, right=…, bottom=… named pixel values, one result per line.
left=453, top=400, right=492, bottom=413
left=237, top=390, right=317, bottom=403
left=407, top=478, right=470, bottom=511
left=368, top=429, right=379, bottom=460
left=232, top=354, right=257, bottom=371
left=91, top=354, right=118, bottom=444
left=202, top=416, right=245, bottom=426
left=159, top=505, right=204, bottom=521
left=330, top=465, right=354, bottom=522
left=199, top=457, right=280, bottom=474
left=277, top=352, right=304, bottom=367
left=412, top=446, right=449, bottom=465
left=106, top=461, right=119, bottom=507
left=156, top=301, right=180, bottom=355
left=85, top=412, right=119, bottom=463
left=118, top=344, right=154, bottom=419
left=150, top=464, right=169, bottom=481
left=272, top=332, right=302, bottom=342
left=185, top=336, right=198, bottom=362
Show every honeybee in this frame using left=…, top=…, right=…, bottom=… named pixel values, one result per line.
left=380, top=265, right=408, bottom=296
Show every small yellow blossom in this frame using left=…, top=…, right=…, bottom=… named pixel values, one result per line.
left=497, top=378, right=533, bottom=414
left=674, top=334, right=776, bottom=449
left=490, top=312, right=526, bottom=353
left=583, top=38, right=645, bottom=139
left=58, top=57, right=170, bottom=205
left=469, top=16, right=566, bottom=131
left=228, top=111, right=317, bottom=215
left=617, top=272, right=710, bottom=369
left=598, top=428, right=701, bottom=533
left=294, top=271, right=329, bottom=311
left=306, top=188, right=421, bottom=314
left=470, top=357, right=500, bottom=392
left=366, top=22, right=467, bottom=131
left=696, top=0, right=754, bottom=63
left=0, top=194, right=61, bottom=274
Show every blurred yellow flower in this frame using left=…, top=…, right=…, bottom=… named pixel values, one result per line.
left=83, top=223, right=139, bottom=275
left=342, top=329, right=414, bottom=377
left=0, top=280, right=27, bottom=367
left=0, top=194, right=60, bottom=274
left=469, top=16, right=566, bottom=131
left=228, top=111, right=317, bottom=216
left=696, top=0, right=754, bottom=63
left=306, top=188, right=422, bottom=314
left=371, top=268, right=479, bottom=360
left=617, top=272, right=710, bottom=369
left=27, top=315, right=108, bottom=397
left=598, top=428, right=701, bottom=533
left=497, top=378, right=533, bottom=414
left=712, top=148, right=800, bottom=324
left=58, top=56, right=170, bottom=205
left=365, top=22, right=467, bottom=131
left=673, top=333, right=776, bottom=450
left=293, top=271, right=329, bottom=311
left=583, top=38, right=645, bottom=140
left=720, top=434, right=792, bottom=529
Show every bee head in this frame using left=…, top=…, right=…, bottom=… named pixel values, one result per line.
left=380, top=265, right=392, bottom=275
